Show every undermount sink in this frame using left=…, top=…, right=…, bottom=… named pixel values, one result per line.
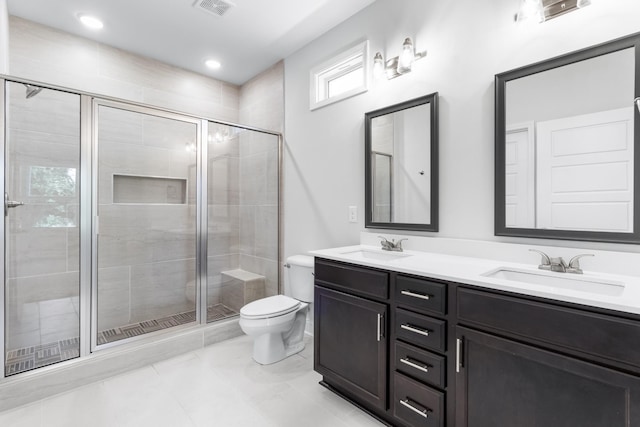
left=340, top=249, right=412, bottom=262
left=482, top=267, right=625, bottom=296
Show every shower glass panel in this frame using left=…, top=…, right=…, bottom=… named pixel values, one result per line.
left=95, top=104, right=198, bottom=345
left=206, top=123, right=279, bottom=321
left=4, top=82, right=81, bottom=375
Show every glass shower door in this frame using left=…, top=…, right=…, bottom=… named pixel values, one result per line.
left=4, top=81, right=81, bottom=375
left=206, top=123, right=280, bottom=321
left=94, top=103, right=200, bottom=346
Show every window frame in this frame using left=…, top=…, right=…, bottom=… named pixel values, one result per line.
left=309, top=40, right=369, bottom=111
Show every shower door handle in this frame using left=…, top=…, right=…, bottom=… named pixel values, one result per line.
left=5, top=193, right=24, bottom=216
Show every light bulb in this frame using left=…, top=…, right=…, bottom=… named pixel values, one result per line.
left=78, top=14, right=104, bottom=30
left=397, top=38, right=414, bottom=74
left=576, top=0, right=591, bottom=8
left=205, top=59, right=221, bottom=70
left=373, top=52, right=384, bottom=79
left=515, top=0, right=544, bottom=23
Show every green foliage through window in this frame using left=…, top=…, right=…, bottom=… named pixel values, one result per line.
left=29, top=166, right=76, bottom=197
left=29, top=166, right=77, bottom=228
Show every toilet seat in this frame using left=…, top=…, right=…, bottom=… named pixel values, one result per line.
left=240, top=295, right=300, bottom=320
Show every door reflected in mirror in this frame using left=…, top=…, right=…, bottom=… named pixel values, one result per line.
left=365, top=93, right=438, bottom=232
left=496, top=34, right=640, bottom=243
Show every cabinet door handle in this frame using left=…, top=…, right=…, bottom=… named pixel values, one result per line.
left=456, top=338, right=463, bottom=373
left=401, top=323, right=431, bottom=337
left=377, top=313, right=384, bottom=342
left=399, top=399, right=429, bottom=418
left=400, top=290, right=432, bottom=301
left=400, top=357, right=430, bottom=373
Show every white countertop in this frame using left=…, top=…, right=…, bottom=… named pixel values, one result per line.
left=310, top=245, right=640, bottom=316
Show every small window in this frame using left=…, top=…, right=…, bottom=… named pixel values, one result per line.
left=310, top=41, right=369, bottom=110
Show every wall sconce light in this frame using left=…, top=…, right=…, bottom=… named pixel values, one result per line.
left=634, top=97, right=640, bottom=114
left=373, top=37, right=426, bottom=80
left=515, top=0, right=592, bottom=23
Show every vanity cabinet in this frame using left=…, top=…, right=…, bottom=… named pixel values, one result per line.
left=455, top=287, right=640, bottom=427
left=314, top=259, right=390, bottom=412
left=314, top=256, right=640, bottom=426
left=314, top=258, right=452, bottom=426
left=391, top=274, right=449, bottom=427
left=314, top=286, right=388, bottom=411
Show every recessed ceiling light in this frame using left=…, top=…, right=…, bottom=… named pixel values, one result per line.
left=78, top=14, right=104, bottom=30
left=205, top=59, right=221, bottom=70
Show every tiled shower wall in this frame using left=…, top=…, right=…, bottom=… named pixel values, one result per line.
left=5, top=86, right=81, bottom=350
left=8, top=17, right=239, bottom=122
left=97, top=108, right=198, bottom=330
left=206, top=62, right=284, bottom=303
left=238, top=62, right=284, bottom=298
left=7, top=17, right=284, bottom=332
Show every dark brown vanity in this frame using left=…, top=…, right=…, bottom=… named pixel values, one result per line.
left=322, top=28, right=640, bottom=427
left=314, top=257, right=640, bottom=427
left=314, top=257, right=453, bottom=427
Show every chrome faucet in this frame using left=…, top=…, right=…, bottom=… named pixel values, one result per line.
left=529, top=249, right=594, bottom=274
left=378, top=236, right=407, bottom=252
left=566, top=254, right=594, bottom=274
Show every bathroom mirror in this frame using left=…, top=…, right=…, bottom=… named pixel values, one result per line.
left=365, top=93, right=438, bottom=231
left=495, top=33, right=640, bottom=243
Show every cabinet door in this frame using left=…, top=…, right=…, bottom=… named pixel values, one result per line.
left=314, top=286, right=388, bottom=410
left=455, top=326, right=640, bottom=427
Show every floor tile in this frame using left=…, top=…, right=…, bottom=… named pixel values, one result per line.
left=0, top=335, right=385, bottom=426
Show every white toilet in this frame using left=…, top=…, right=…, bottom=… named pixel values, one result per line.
left=239, top=254, right=314, bottom=365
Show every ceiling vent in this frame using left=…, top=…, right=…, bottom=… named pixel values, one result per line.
left=192, top=0, right=235, bottom=18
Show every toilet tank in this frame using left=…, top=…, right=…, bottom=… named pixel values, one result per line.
left=286, top=255, right=314, bottom=302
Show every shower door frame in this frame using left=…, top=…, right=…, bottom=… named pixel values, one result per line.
left=0, top=78, right=93, bottom=377
left=90, top=99, right=208, bottom=352
left=0, top=75, right=284, bottom=377
left=0, top=79, right=5, bottom=379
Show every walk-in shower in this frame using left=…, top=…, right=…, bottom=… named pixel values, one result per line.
left=1, top=79, right=281, bottom=376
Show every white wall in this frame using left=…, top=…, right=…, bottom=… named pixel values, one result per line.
left=0, top=0, right=8, bottom=74
left=284, top=0, right=640, bottom=258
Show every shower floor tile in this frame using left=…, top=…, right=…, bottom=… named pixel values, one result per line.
left=5, top=304, right=238, bottom=376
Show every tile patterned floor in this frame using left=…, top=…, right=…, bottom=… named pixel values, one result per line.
left=0, top=335, right=385, bottom=427
left=5, top=304, right=238, bottom=376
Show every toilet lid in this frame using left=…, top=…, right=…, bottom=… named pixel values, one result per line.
left=240, top=295, right=300, bottom=319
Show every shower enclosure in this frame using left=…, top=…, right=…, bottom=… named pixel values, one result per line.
left=1, top=79, right=281, bottom=376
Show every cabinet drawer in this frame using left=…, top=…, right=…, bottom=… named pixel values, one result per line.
left=314, top=258, right=388, bottom=300
left=458, top=287, right=640, bottom=371
left=393, top=372, right=444, bottom=427
left=395, top=308, right=446, bottom=353
left=395, top=275, right=446, bottom=315
left=395, top=341, right=445, bottom=389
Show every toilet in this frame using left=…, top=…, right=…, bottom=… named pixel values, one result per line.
left=239, top=254, right=314, bottom=365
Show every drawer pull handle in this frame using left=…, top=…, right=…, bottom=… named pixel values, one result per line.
left=377, top=313, right=384, bottom=342
left=401, top=290, right=432, bottom=301
left=399, top=398, right=429, bottom=418
left=401, top=323, right=431, bottom=337
left=400, top=357, right=430, bottom=373
left=456, top=338, right=463, bottom=373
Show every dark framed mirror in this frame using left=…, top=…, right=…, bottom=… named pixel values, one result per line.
left=495, top=33, right=640, bottom=243
left=365, top=93, right=438, bottom=231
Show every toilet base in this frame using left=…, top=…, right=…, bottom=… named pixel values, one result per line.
left=252, top=333, right=305, bottom=365
left=247, top=304, right=308, bottom=365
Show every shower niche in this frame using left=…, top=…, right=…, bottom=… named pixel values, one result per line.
left=112, top=174, right=187, bottom=204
